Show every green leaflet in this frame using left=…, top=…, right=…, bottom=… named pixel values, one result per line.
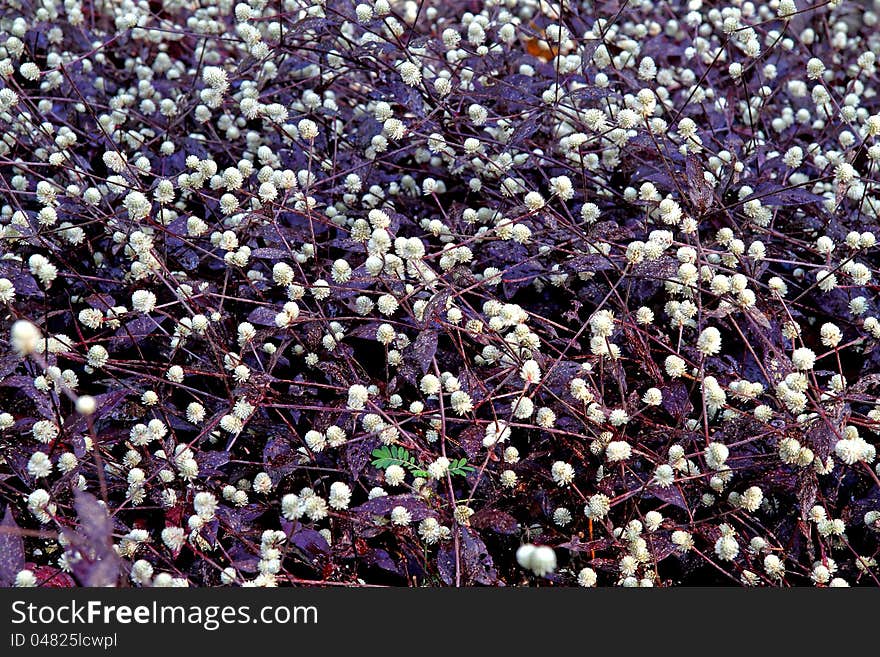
left=370, top=446, right=474, bottom=478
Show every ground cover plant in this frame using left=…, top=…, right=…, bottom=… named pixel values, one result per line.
left=0, top=0, right=879, bottom=587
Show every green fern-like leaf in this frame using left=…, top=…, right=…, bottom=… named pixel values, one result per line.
left=372, top=447, right=473, bottom=478
left=449, top=458, right=475, bottom=476
left=371, top=445, right=419, bottom=471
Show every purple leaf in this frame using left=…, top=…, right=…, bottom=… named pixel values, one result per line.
left=288, top=525, right=330, bottom=564
left=196, top=450, right=229, bottom=476
left=352, top=494, right=430, bottom=522
left=247, top=306, right=281, bottom=327
left=362, top=548, right=402, bottom=576
left=109, top=315, right=162, bottom=349
left=438, top=527, right=500, bottom=586
left=263, top=436, right=298, bottom=485
left=408, top=330, right=437, bottom=374
left=470, top=509, right=519, bottom=535
left=0, top=506, right=26, bottom=587
left=62, top=490, right=122, bottom=587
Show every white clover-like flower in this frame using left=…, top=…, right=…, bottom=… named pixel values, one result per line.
left=384, top=464, right=406, bottom=487
left=418, top=518, right=446, bottom=545
left=608, top=409, right=630, bottom=427
left=792, top=347, right=816, bottom=370
left=697, top=326, right=722, bottom=356
left=820, top=323, right=843, bottom=348
left=642, top=388, right=662, bottom=405
left=11, top=320, right=41, bottom=356
left=27, top=451, right=53, bottom=478
left=523, top=191, right=545, bottom=211
left=390, top=505, right=412, bottom=526
left=585, top=494, right=611, bottom=520
left=20, top=62, right=40, bottom=80
left=131, top=290, right=157, bottom=314
left=398, top=61, right=422, bottom=87
left=483, top=420, right=511, bottom=447
left=551, top=461, right=575, bottom=486
left=298, top=118, right=318, bottom=140
left=347, top=384, right=369, bottom=410
left=193, top=492, right=218, bottom=520
left=653, top=463, right=675, bottom=488
left=605, top=440, right=632, bottom=462
left=328, top=482, right=352, bottom=510
left=14, top=570, right=37, bottom=587
left=516, top=544, right=556, bottom=576
left=664, top=354, right=687, bottom=378
left=520, top=359, right=541, bottom=385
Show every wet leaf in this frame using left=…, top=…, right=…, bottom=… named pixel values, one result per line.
left=0, top=506, right=26, bottom=587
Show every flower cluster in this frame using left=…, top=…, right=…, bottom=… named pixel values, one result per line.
left=0, top=0, right=879, bottom=588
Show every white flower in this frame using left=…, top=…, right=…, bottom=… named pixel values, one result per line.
left=385, top=465, right=405, bottom=486
left=605, top=441, right=632, bottom=462
left=186, top=402, right=206, bottom=424
left=551, top=461, right=575, bottom=486
left=304, top=496, right=328, bottom=521
left=500, top=470, right=518, bottom=488
left=355, top=3, right=373, bottom=22
left=32, top=420, right=59, bottom=444
left=193, top=492, right=218, bottom=520
left=27, top=451, right=53, bottom=478
left=418, top=517, right=445, bottom=544
left=835, top=437, right=875, bottom=465
left=553, top=507, right=572, bottom=526
left=219, top=414, right=243, bottom=434
left=820, top=323, right=842, bottom=348
left=162, top=526, right=186, bottom=552
left=577, top=567, right=597, bottom=587
left=653, top=464, right=675, bottom=488
left=715, top=534, right=739, bottom=561
left=665, top=355, right=687, bottom=378
left=131, top=290, right=157, bottom=314
left=697, top=326, right=722, bottom=356
left=304, top=430, right=326, bottom=452
left=11, top=320, right=41, bottom=356
left=390, top=505, right=412, bottom=525
left=672, top=530, right=694, bottom=551
left=705, top=442, right=730, bottom=470
left=14, top=570, right=37, bottom=587
left=20, top=62, right=40, bottom=80
left=777, top=0, right=797, bottom=18
left=0, top=278, right=16, bottom=303
left=642, top=388, right=662, bottom=405
left=806, top=57, right=825, bottom=79
left=523, top=191, right=545, bottom=211
left=740, top=486, right=763, bottom=512
left=585, top=494, right=611, bottom=519
left=328, top=482, right=352, bottom=510
left=483, top=420, right=511, bottom=447
left=516, top=544, right=556, bottom=576
left=347, top=384, right=369, bottom=410
left=520, top=359, right=541, bottom=385
left=298, top=118, right=318, bottom=140
left=815, top=270, right=837, bottom=292
left=427, top=457, right=450, bottom=480
left=449, top=390, right=473, bottom=415
left=792, top=347, right=816, bottom=370
left=75, top=395, right=96, bottom=416
left=27, top=489, right=55, bottom=523
left=590, top=310, right=615, bottom=337
left=608, top=409, right=629, bottom=426
left=420, top=374, right=441, bottom=395
left=398, top=61, right=422, bottom=86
